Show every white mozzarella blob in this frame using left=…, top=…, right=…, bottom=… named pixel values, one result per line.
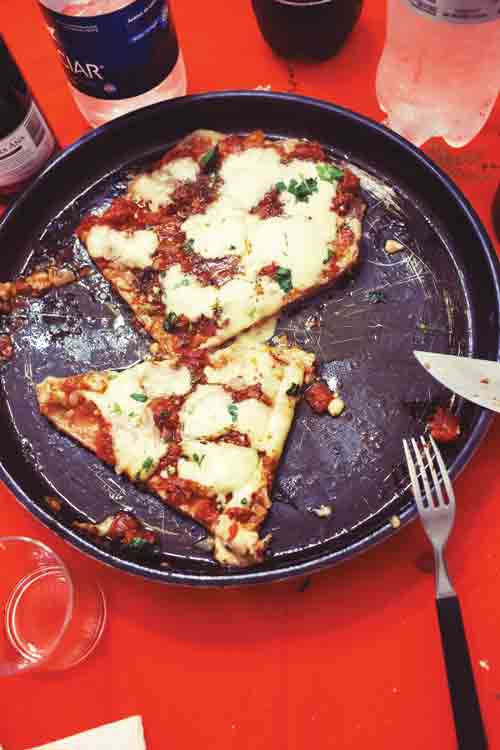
left=178, top=440, right=260, bottom=494
left=180, top=385, right=233, bottom=439
left=86, top=225, right=159, bottom=269
left=235, top=399, right=272, bottom=450
left=160, top=264, right=217, bottom=322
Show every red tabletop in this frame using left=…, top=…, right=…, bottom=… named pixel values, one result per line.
left=1, top=2, right=500, bottom=748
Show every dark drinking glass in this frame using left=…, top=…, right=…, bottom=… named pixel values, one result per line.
left=251, top=0, right=363, bottom=61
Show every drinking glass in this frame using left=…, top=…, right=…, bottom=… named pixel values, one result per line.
left=0, top=537, right=106, bottom=676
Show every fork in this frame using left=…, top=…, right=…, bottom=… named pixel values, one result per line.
left=403, top=435, right=488, bottom=750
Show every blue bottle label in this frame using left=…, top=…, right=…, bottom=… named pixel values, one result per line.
left=40, top=0, right=179, bottom=100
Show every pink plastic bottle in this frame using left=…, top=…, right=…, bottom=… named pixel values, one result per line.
left=37, top=0, right=186, bottom=128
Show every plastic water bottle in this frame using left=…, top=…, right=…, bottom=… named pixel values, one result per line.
left=37, top=0, right=186, bottom=128
left=375, top=0, right=500, bottom=147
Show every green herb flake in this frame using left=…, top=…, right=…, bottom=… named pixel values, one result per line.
left=200, top=146, right=218, bottom=170
left=163, top=311, right=178, bottom=332
left=228, top=403, right=238, bottom=423
left=130, top=392, right=148, bottom=403
left=112, top=403, right=123, bottom=415
left=275, top=180, right=287, bottom=193
left=129, top=537, right=148, bottom=550
left=142, top=457, right=154, bottom=472
left=274, top=266, right=293, bottom=294
left=240, top=498, right=248, bottom=506
left=173, top=279, right=190, bottom=289
left=323, top=249, right=334, bottom=265
left=184, top=238, right=195, bottom=254
left=367, top=290, right=387, bottom=304
left=193, top=453, right=206, bottom=468
left=286, top=383, right=301, bottom=397
left=128, top=411, right=136, bottom=418
left=287, top=176, right=318, bottom=203
left=316, top=163, right=343, bottom=183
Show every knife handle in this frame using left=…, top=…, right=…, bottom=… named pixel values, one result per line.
left=436, top=595, right=488, bottom=749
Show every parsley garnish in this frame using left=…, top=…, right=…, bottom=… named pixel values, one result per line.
left=276, top=181, right=287, bottom=193
left=163, top=311, right=178, bottom=331
left=200, top=146, right=218, bottom=170
left=184, top=238, right=195, bottom=253
left=193, top=453, right=206, bottom=467
left=274, top=266, right=293, bottom=294
left=112, top=403, right=123, bottom=415
left=316, top=163, right=343, bottom=183
left=128, top=411, right=136, bottom=418
left=173, top=279, right=190, bottom=289
left=241, top=498, right=248, bottom=506
left=367, top=290, right=387, bottom=304
left=323, top=248, right=334, bottom=265
left=285, top=177, right=319, bottom=203
left=228, top=404, right=238, bottom=423
left=129, top=537, right=148, bottom=549
left=130, top=392, right=148, bottom=402
left=286, top=383, right=301, bottom=397
left=142, top=457, right=154, bottom=472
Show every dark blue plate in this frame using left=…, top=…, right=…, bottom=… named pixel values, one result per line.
left=1, top=91, right=499, bottom=586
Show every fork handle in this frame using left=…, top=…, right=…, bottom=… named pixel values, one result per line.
left=436, top=595, right=488, bottom=749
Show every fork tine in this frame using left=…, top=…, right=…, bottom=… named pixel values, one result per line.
left=420, top=436, right=446, bottom=507
left=429, top=435, right=456, bottom=506
left=411, top=437, right=434, bottom=508
left=403, top=438, right=425, bottom=512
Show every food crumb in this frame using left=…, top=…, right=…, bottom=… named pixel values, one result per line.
left=310, top=504, right=333, bottom=518
left=0, top=334, right=14, bottom=362
left=479, top=659, right=490, bottom=671
left=44, top=495, right=62, bottom=512
left=480, top=377, right=490, bottom=384
left=385, top=239, right=404, bottom=254
left=390, top=515, right=401, bottom=529
left=328, top=395, right=345, bottom=417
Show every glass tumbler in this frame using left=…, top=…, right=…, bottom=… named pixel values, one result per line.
left=0, top=537, right=106, bottom=676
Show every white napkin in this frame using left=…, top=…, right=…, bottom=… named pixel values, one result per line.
left=28, top=716, right=146, bottom=750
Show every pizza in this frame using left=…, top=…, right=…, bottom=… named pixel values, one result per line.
left=76, top=129, right=365, bottom=354
left=36, top=326, right=315, bottom=567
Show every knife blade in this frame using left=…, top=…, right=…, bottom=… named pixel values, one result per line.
left=414, top=351, right=500, bottom=413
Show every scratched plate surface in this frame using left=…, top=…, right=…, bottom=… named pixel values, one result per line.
left=0, top=93, right=498, bottom=585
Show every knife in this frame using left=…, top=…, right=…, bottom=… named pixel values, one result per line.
left=414, top=351, right=500, bottom=413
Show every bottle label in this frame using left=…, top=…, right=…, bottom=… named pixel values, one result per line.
left=40, top=0, right=179, bottom=100
left=403, top=0, right=500, bottom=23
left=0, top=101, right=55, bottom=188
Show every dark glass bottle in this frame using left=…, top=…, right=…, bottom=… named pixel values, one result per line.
left=0, top=35, right=58, bottom=203
left=251, top=0, right=363, bottom=61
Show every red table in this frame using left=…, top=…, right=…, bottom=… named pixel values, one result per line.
left=2, top=2, right=500, bottom=748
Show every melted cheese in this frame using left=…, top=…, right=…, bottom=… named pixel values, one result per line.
left=205, top=344, right=284, bottom=400
left=180, top=385, right=233, bottom=439
left=86, top=225, right=159, bottom=269
left=235, top=399, right=272, bottom=450
left=179, top=440, right=260, bottom=494
left=160, top=264, right=217, bottom=322
left=182, top=207, right=250, bottom=259
left=128, top=157, right=199, bottom=211
left=84, top=361, right=191, bottom=479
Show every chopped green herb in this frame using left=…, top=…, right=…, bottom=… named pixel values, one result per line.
left=286, top=383, right=301, bottom=397
left=128, top=411, right=136, bottom=418
left=240, top=498, right=248, bottom=506
left=276, top=180, right=287, bottom=193
left=184, top=238, right=195, bottom=254
left=274, top=266, right=293, bottom=294
left=229, top=244, right=237, bottom=250
left=228, top=403, right=238, bottom=423
left=193, top=453, right=206, bottom=467
left=142, top=457, right=154, bottom=472
left=163, top=311, right=178, bottom=332
left=173, top=279, right=190, bottom=289
left=317, top=163, right=343, bottom=183
left=323, top=249, right=334, bottom=265
left=367, top=290, right=387, bottom=304
left=130, top=392, right=148, bottom=403
left=200, top=146, right=218, bottom=170
left=112, top=403, right=123, bottom=415
left=129, top=537, right=148, bottom=549
left=287, top=177, right=318, bottom=203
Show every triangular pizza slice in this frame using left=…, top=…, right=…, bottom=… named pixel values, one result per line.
left=77, top=129, right=365, bottom=355
left=36, top=327, right=315, bottom=567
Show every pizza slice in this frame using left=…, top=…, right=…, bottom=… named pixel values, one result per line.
left=36, top=331, right=315, bottom=567
left=76, top=129, right=365, bottom=354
